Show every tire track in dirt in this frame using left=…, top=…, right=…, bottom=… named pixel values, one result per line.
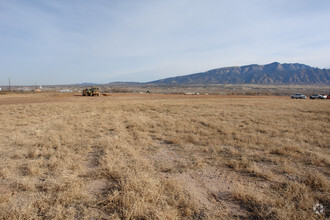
left=84, top=146, right=108, bottom=197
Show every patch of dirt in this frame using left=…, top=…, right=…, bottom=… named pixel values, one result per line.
left=149, top=146, right=256, bottom=217
left=87, top=178, right=108, bottom=195
left=84, top=147, right=108, bottom=198
left=85, top=150, right=100, bottom=170
left=150, top=145, right=190, bottom=174
left=151, top=146, right=185, bottom=164
left=0, top=183, right=13, bottom=203
left=174, top=168, right=249, bottom=218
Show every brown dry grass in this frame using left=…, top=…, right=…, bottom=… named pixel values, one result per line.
left=0, top=93, right=329, bottom=219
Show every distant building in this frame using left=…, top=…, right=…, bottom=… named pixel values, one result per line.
left=59, top=89, right=72, bottom=93
left=0, top=88, right=1, bottom=91
left=184, top=92, right=200, bottom=95
left=17, top=87, right=32, bottom=92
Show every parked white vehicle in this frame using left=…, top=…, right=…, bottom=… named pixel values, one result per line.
left=310, top=94, right=327, bottom=99
left=291, top=94, right=307, bottom=99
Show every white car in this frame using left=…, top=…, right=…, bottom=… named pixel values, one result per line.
left=291, top=94, right=307, bottom=99
left=320, top=94, right=327, bottom=99
left=310, top=94, right=327, bottom=99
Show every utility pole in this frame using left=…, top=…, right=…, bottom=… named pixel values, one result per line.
left=9, top=77, right=11, bottom=91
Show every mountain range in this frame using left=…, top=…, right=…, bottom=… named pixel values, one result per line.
left=149, top=62, right=330, bottom=85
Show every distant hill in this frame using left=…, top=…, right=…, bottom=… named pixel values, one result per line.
left=149, top=62, right=330, bottom=85
left=76, top=82, right=99, bottom=86
left=107, top=82, right=142, bottom=85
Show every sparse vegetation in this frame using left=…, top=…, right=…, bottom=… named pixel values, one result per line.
left=0, top=92, right=329, bottom=219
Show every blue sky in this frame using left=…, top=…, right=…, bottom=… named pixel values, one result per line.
left=1, top=0, right=330, bottom=85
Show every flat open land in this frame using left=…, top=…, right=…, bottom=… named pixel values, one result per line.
left=0, top=93, right=329, bottom=219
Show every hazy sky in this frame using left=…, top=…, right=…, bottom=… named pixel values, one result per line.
left=1, top=0, right=330, bottom=85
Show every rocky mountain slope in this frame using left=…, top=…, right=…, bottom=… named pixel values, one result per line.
left=149, top=62, right=330, bottom=84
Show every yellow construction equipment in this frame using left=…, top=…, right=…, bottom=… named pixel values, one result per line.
left=82, top=87, right=100, bottom=96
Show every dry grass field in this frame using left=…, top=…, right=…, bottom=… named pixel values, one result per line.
left=0, top=92, right=329, bottom=219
